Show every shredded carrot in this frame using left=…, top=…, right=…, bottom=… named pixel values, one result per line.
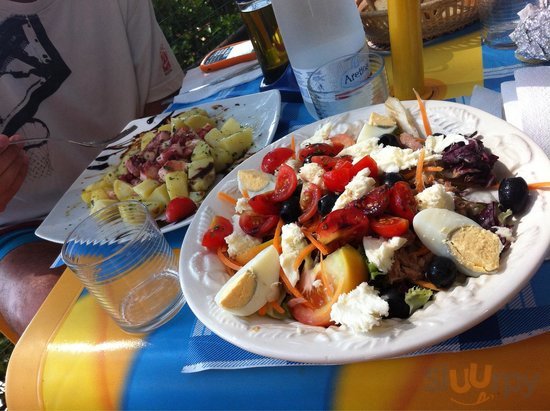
left=242, top=188, right=250, bottom=199
left=278, top=267, right=312, bottom=306
left=413, top=88, right=432, bottom=136
left=290, top=135, right=296, bottom=158
left=273, top=218, right=284, bottom=254
left=424, top=166, right=444, bottom=172
left=216, top=247, right=242, bottom=271
left=270, top=300, right=286, bottom=314
left=292, top=243, right=316, bottom=271
left=217, top=191, right=237, bottom=206
left=414, top=279, right=441, bottom=291
left=415, top=148, right=426, bottom=192
left=302, top=230, right=329, bottom=255
left=528, top=182, right=550, bottom=190
left=235, top=240, right=274, bottom=266
left=319, top=253, right=333, bottom=298
left=258, top=304, right=267, bottom=316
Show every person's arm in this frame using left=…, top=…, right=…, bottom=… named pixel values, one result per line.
left=143, top=89, right=180, bottom=117
left=0, top=135, right=29, bottom=212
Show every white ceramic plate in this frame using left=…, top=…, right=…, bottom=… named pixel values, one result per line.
left=179, top=100, right=550, bottom=364
left=36, top=90, right=282, bottom=244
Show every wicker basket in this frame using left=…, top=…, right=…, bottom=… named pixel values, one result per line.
left=356, top=0, right=479, bottom=49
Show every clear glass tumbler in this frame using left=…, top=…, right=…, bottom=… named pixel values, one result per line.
left=307, top=52, right=389, bottom=120
left=478, top=0, right=538, bottom=48
left=61, top=201, right=184, bottom=333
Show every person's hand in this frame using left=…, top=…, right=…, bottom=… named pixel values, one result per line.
left=0, top=134, right=29, bottom=212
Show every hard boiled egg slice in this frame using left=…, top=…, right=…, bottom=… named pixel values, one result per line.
left=413, top=208, right=502, bottom=277
left=237, top=169, right=275, bottom=197
left=215, top=245, right=281, bottom=316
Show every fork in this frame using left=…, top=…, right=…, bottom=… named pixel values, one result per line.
left=8, top=124, right=138, bottom=148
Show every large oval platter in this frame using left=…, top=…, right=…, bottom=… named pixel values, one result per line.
left=179, top=100, right=550, bottom=364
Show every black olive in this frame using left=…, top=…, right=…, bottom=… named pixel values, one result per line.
left=380, top=288, right=410, bottom=319
left=378, top=133, right=400, bottom=147
left=383, top=172, right=405, bottom=187
left=280, top=196, right=301, bottom=223
left=425, top=256, right=457, bottom=289
left=498, top=177, right=529, bottom=214
left=317, top=193, right=339, bottom=216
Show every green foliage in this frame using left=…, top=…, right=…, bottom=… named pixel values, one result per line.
left=1, top=336, right=13, bottom=410
left=153, top=0, right=243, bottom=70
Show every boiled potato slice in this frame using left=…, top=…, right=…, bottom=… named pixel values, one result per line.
left=140, top=131, right=156, bottom=150
left=90, top=199, right=117, bottom=214
left=165, top=170, right=189, bottom=200
left=132, top=179, right=159, bottom=199
left=147, top=184, right=170, bottom=205
left=220, top=117, right=241, bottom=136
left=188, top=191, right=206, bottom=204
left=184, top=114, right=216, bottom=131
left=90, top=188, right=110, bottom=202
left=157, top=124, right=172, bottom=132
left=188, top=158, right=215, bottom=191
left=83, top=179, right=111, bottom=193
left=212, top=147, right=234, bottom=172
left=204, top=128, right=224, bottom=148
left=191, top=140, right=213, bottom=162
left=141, top=200, right=165, bottom=218
left=81, top=190, right=92, bottom=205
left=113, top=179, right=136, bottom=201
left=217, top=129, right=253, bottom=160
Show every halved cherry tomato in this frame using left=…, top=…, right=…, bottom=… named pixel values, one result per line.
left=323, top=162, right=354, bottom=193
left=315, top=208, right=370, bottom=245
left=298, top=183, right=322, bottom=224
left=239, top=211, right=279, bottom=238
left=248, top=192, right=281, bottom=215
left=371, top=215, right=409, bottom=238
left=261, top=147, right=295, bottom=174
left=298, top=143, right=342, bottom=162
left=165, top=197, right=197, bottom=223
left=310, top=155, right=352, bottom=171
left=330, top=133, right=355, bottom=148
left=351, top=155, right=378, bottom=178
left=345, top=185, right=390, bottom=216
left=270, top=164, right=298, bottom=202
left=201, top=215, right=233, bottom=251
left=389, top=181, right=417, bottom=223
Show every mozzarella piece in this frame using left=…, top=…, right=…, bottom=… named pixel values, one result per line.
left=279, top=223, right=308, bottom=287
left=415, top=183, right=455, bottom=211
left=413, top=208, right=501, bottom=277
left=330, top=283, right=389, bottom=333
left=299, top=122, right=333, bottom=148
left=363, top=236, right=407, bottom=273
left=298, top=162, right=325, bottom=188
left=215, top=245, right=281, bottom=316
left=332, top=168, right=376, bottom=210
left=224, top=216, right=261, bottom=258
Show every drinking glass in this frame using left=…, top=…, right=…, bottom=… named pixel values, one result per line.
left=307, top=52, right=389, bottom=119
left=235, top=0, right=289, bottom=84
left=61, top=201, right=184, bottom=333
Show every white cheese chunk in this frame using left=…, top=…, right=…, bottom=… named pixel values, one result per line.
left=330, top=283, right=389, bottom=333
left=235, top=197, right=252, bottom=214
left=363, top=236, right=407, bottom=273
left=299, top=122, right=333, bottom=148
left=298, top=162, right=325, bottom=188
left=332, top=169, right=375, bottom=210
left=279, top=223, right=308, bottom=287
left=224, top=215, right=261, bottom=258
left=415, top=183, right=455, bottom=211
left=424, top=133, right=467, bottom=155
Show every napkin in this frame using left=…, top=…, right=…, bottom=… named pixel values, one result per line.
left=173, top=60, right=262, bottom=104
left=469, top=85, right=503, bottom=119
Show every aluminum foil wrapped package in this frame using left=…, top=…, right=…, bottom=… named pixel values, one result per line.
left=510, top=2, right=550, bottom=63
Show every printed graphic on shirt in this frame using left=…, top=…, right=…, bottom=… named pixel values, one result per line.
left=160, top=45, right=173, bottom=76
left=0, top=14, right=71, bottom=179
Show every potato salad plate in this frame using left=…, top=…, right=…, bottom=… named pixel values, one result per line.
left=179, top=99, right=550, bottom=364
left=36, top=90, right=281, bottom=244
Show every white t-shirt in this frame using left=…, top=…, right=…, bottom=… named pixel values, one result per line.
left=0, top=0, right=184, bottom=226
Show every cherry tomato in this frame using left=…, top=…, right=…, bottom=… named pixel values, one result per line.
left=239, top=211, right=279, bottom=238
left=165, top=197, right=197, bottom=223
left=261, top=147, right=295, bottom=174
left=345, top=185, right=390, bottom=216
left=389, top=181, right=417, bottom=222
left=315, top=208, right=370, bottom=245
left=248, top=192, right=281, bottom=215
left=330, top=133, right=355, bottom=148
left=298, top=183, right=322, bottom=224
left=310, top=155, right=352, bottom=171
left=289, top=293, right=333, bottom=327
left=371, top=215, right=410, bottom=238
left=270, top=164, right=298, bottom=202
left=351, top=155, right=379, bottom=178
left=201, top=215, right=233, bottom=251
left=323, top=163, right=353, bottom=193
left=298, top=143, right=342, bottom=162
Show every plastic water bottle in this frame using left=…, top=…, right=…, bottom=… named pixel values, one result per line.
left=271, top=0, right=367, bottom=117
